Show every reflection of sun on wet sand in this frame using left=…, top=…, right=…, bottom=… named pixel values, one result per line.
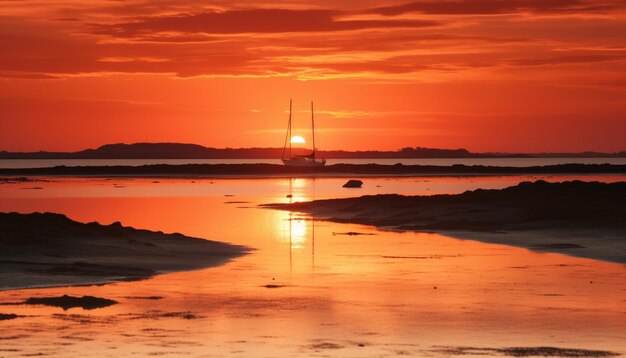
left=266, top=180, right=626, bottom=263
left=0, top=212, right=248, bottom=291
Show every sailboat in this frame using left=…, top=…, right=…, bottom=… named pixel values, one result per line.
left=282, top=100, right=327, bottom=167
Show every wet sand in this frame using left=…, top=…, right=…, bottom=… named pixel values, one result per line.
left=267, top=181, right=626, bottom=264
left=0, top=212, right=248, bottom=291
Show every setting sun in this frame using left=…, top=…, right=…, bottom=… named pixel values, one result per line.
left=290, top=136, right=306, bottom=144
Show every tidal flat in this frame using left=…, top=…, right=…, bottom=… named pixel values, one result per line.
left=0, top=212, right=247, bottom=291
left=0, top=175, right=624, bottom=357
left=267, top=181, right=626, bottom=263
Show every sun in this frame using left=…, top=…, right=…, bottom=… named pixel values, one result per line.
left=290, top=135, right=306, bottom=144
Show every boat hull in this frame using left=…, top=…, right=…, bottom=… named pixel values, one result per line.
left=282, top=158, right=327, bottom=167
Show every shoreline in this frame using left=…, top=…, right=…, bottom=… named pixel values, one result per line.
left=0, top=263, right=231, bottom=292
left=0, top=212, right=250, bottom=291
left=265, top=181, right=626, bottom=264
left=437, top=229, right=626, bottom=265
left=5, top=173, right=626, bottom=182
left=0, top=163, right=625, bottom=179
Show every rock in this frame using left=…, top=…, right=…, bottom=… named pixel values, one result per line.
left=342, top=180, right=363, bottom=188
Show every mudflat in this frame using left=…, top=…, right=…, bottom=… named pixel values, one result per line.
left=266, top=181, right=626, bottom=263
left=0, top=212, right=248, bottom=290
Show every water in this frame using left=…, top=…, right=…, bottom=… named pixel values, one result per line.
left=1, top=157, right=626, bottom=169
left=0, top=176, right=624, bottom=357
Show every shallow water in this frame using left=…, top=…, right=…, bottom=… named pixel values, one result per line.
left=1, top=176, right=625, bottom=357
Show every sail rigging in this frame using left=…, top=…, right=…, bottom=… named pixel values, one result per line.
left=281, top=99, right=326, bottom=167
left=281, top=99, right=293, bottom=160
left=311, top=101, right=316, bottom=158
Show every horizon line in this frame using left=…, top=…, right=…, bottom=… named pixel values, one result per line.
left=1, top=142, right=625, bottom=155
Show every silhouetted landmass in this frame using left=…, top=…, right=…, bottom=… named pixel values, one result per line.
left=2, top=294, right=117, bottom=310
left=265, top=181, right=626, bottom=263
left=24, top=295, right=117, bottom=310
left=0, top=212, right=248, bottom=290
left=1, top=142, right=625, bottom=159
left=268, top=181, right=626, bottom=230
left=1, top=163, right=626, bottom=177
left=431, top=346, right=620, bottom=357
left=0, top=313, right=20, bottom=320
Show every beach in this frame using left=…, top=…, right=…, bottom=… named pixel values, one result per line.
left=0, top=212, right=247, bottom=291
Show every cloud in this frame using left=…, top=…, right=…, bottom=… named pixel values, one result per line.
left=0, top=19, right=264, bottom=77
left=511, top=52, right=626, bottom=66
left=1, top=2, right=625, bottom=81
left=0, top=71, right=62, bottom=79
left=297, top=109, right=373, bottom=118
left=369, top=0, right=622, bottom=16
left=94, top=8, right=439, bottom=37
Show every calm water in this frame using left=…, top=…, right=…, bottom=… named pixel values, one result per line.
left=1, top=157, right=626, bottom=168
left=0, top=176, right=625, bottom=357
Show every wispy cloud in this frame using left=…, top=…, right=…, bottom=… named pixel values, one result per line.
left=368, top=0, right=624, bottom=16
left=296, top=109, right=372, bottom=118
left=93, top=8, right=439, bottom=37
left=0, top=0, right=625, bottom=82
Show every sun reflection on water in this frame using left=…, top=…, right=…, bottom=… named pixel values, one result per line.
left=289, top=216, right=308, bottom=250
left=277, top=211, right=310, bottom=251
left=275, top=178, right=316, bottom=251
left=277, top=178, right=313, bottom=204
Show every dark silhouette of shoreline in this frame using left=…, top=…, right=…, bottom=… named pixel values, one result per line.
left=268, top=181, right=626, bottom=230
left=0, top=212, right=248, bottom=291
left=1, top=143, right=625, bottom=159
left=1, top=163, right=625, bottom=177
left=265, top=181, right=626, bottom=263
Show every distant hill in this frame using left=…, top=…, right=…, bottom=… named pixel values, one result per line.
left=0, top=143, right=624, bottom=159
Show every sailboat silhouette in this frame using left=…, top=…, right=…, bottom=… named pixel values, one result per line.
left=281, top=100, right=327, bottom=167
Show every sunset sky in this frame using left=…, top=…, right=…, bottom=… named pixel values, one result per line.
left=1, top=0, right=625, bottom=152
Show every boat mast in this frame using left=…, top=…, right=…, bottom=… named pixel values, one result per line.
left=282, top=99, right=293, bottom=160
left=289, top=100, right=292, bottom=159
left=311, top=101, right=316, bottom=160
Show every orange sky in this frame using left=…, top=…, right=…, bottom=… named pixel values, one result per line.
left=1, top=0, right=625, bottom=152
